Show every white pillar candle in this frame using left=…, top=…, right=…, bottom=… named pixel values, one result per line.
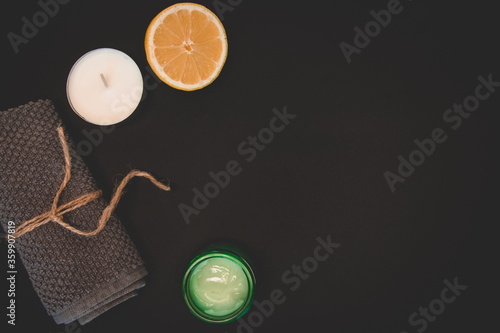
left=66, top=48, right=143, bottom=126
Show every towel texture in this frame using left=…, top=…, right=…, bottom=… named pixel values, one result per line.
left=0, top=99, right=147, bottom=325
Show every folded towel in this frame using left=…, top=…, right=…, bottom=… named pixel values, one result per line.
left=0, top=99, right=148, bottom=325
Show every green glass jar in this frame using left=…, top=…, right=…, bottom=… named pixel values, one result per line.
left=182, top=245, right=256, bottom=323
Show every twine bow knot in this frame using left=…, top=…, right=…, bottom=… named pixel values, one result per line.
left=13, top=127, right=170, bottom=238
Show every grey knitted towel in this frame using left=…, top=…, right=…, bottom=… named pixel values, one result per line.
left=0, top=99, right=147, bottom=325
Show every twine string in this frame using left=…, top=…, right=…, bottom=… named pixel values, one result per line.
left=12, top=127, right=170, bottom=238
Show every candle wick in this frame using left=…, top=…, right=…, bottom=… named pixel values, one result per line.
left=100, top=73, right=109, bottom=88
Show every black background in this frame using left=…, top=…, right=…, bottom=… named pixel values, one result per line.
left=1, top=0, right=498, bottom=332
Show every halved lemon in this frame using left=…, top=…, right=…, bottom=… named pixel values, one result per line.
left=145, top=2, right=228, bottom=91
